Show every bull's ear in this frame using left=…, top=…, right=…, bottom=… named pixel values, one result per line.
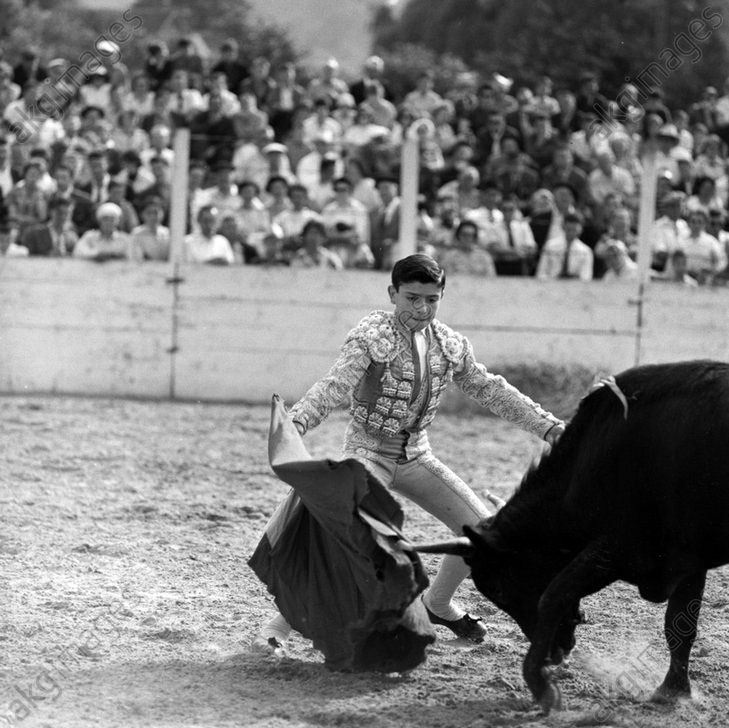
left=414, top=536, right=473, bottom=557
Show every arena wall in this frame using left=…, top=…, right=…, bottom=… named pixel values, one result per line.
left=2, top=259, right=728, bottom=414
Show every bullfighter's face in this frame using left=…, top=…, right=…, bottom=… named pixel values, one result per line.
left=388, top=281, right=443, bottom=332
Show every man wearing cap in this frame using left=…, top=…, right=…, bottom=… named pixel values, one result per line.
left=307, top=58, right=349, bottom=106
left=349, top=55, right=392, bottom=106
left=261, top=142, right=296, bottom=184
left=73, top=202, right=130, bottom=261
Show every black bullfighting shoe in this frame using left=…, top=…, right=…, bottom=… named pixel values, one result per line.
left=424, top=606, right=486, bottom=643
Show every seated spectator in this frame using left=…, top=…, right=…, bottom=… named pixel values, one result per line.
left=528, top=187, right=559, bottom=258
left=320, top=176, right=370, bottom=253
left=78, top=105, right=110, bottom=151
left=528, top=75, right=561, bottom=119
left=166, top=68, right=205, bottom=123
left=261, top=142, right=297, bottom=184
left=143, top=41, right=172, bottom=92
left=524, top=111, right=561, bottom=170
left=189, top=90, right=237, bottom=163
left=218, top=214, right=261, bottom=264
left=463, top=180, right=504, bottom=241
left=182, top=205, right=235, bottom=265
left=345, top=157, right=380, bottom=213
left=239, top=56, right=274, bottom=110
left=290, top=219, right=343, bottom=269
left=302, top=98, right=342, bottom=147
left=403, top=71, right=443, bottom=117
left=437, top=165, right=481, bottom=217
left=706, top=208, right=729, bottom=261
left=306, top=154, right=338, bottom=211
left=19, top=197, right=77, bottom=256
left=370, top=176, right=400, bottom=270
left=436, top=219, right=496, bottom=276
left=232, top=92, right=269, bottom=144
left=267, top=62, right=306, bottom=142
left=540, top=146, right=591, bottom=209
left=342, top=105, right=389, bottom=157
left=484, top=135, right=539, bottom=204
left=0, top=61, right=21, bottom=117
left=361, top=80, right=397, bottom=130
left=115, top=150, right=155, bottom=201
left=272, top=183, right=319, bottom=250
left=594, top=206, right=637, bottom=277
left=198, top=159, right=241, bottom=220
left=169, top=37, right=204, bottom=78
left=408, top=118, right=445, bottom=188
left=349, top=55, right=391, bottom=106
left=536, top=211, right=593, bottom=280
left=264, top=175, right=292, bottom=219
left=129, top=196, right=170, bottom=262
left=235, top=180, right=270, bottom=254
left=648, top=191, right=689, bottom=272
left=134, top=156, right=172, bottom=222
left=110, top=110, right=150, bottom=155
left=296, top=132, right=342, bottom=194
left=484, top=195, right=537, bottom=275
left=73, top=202, right=131, bottom=261
left=122, top=72, right=155, bottom=117
left=107, top=180, right=140, bottom=233
left=687, top=175, right=726, bottom=217
left=671, top=146, right=695, bottom=196
left=6, top=161, right=48, bottom=243
left=140, top=124, right=174, bottom=171
left=601, top=240, right=638, bottom=281
left=0, top=136, right=15, bottom=199
left=653, top=249, right=698, bottom=287
left=79, top=149, right=111, bottom=205
left=79, top=68, right=113, bottom=117
left=588, top=150, right=636, bottom=208
left=27, top=147, right=56, bottom=197
left=210, top=39, right=248, bottom=96
left=51, top=163, right=96, bottom=235
left=206, top=71, right=241, bottom=118
left=673, top=208, right=727, bottom=284
left=476, top=111, right=520, bottom=165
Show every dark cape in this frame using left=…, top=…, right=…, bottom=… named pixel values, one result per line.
left=248, top=395, right=435, bottom=672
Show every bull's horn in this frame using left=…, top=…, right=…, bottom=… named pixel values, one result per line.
left=414, top=537, right=473, bottom=554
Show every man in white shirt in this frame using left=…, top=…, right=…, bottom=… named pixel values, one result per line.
left=648, top=191, right=690, bottom=272
left=183, top=205, right=235, bottom=264
left=537, top=211, right=594, bottom=280
left=272, top=183, right=319, bottom=248
left=672, top=208, right=727, bottom=284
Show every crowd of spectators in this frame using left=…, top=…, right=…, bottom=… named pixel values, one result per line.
left=2, top=37, right=729, bottom=286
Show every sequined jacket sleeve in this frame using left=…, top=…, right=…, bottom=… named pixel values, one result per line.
left=451, top=336, right=562, bottom=438
left=288, top=320, right=373, bottom=434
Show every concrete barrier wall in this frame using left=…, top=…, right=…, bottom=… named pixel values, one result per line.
left=1, top=259, right=728, bottom=405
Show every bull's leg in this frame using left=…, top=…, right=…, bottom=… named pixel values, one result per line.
left=524, top=542, right=618, bottom=713
left=652, top=570, right=706, bottom=703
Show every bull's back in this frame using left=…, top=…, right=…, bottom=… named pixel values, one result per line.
left=563, top=360, right=729, bottom=569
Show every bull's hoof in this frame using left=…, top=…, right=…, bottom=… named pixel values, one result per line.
left=536, top=682, right=563, bottom=714
left=650, top=682, right=690, bottom=704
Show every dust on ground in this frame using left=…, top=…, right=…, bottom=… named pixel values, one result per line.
left=1, top=396, right=728, bottom=728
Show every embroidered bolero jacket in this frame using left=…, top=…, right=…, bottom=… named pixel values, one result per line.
left=289, top=310, right=561, bottom=439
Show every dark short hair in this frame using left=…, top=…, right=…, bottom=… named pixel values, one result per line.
left=455, top=220, right=479, bottom=238
left=301, top=219, right=327, bottom=238
left=391, top=254, right=446, bottom=291
left=265, top=175, right=289, bottom=192
left=48, top=196, right=71, bottom=211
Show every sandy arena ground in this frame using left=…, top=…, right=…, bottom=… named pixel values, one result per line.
left=2, top=395, right=729, bottom=728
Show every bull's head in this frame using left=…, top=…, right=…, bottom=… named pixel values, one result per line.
left=416, top=521, right=581, bottom=664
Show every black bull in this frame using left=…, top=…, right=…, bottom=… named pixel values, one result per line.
left=417, top=360, right=729, bottom=712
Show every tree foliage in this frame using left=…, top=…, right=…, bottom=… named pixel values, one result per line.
left=373, top=0, right=729, bottom=108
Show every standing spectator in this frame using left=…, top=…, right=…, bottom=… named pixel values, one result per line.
left=169, top=37, right=205, bottom=78
left=289, top=218, right=343, bottom=269
left=536, top=211, right=593, bottom=280
left=129, top=196, right=170, bottom=262
left=12, top=50, right=47, bottom=91
left=436, top=219, right=496, bottom=276
left=267, top=62, right=305, bottom=142
left=349, top=55, right=391, bottom=106
left=183, top=205, right=234, bottom=264
left=210, top=39, right=248, bottom=95
left=143, top=42, right=172, bottom=91
left=19, top=196, right=77, bottom=256
left=166, top=69, right=205, bottom=123
left=307, top=58, right=349, bottom=106
left=73, top=202, right=131, bottom=261
left=239, top=57, right=274, bottom=110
